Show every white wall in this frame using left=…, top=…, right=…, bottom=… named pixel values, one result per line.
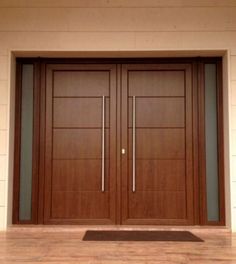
left=0, top=0, right=235, bottom=230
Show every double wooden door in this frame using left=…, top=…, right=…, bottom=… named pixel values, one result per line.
left=44, top=63, right=194, bottom=225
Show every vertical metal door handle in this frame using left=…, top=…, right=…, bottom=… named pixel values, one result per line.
left=102, top=96, right=105, bottom=192
left=132, top=96, right=136, bottom=192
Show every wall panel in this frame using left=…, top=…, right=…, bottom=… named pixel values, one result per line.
left=0, top=155, right=6, bottom=181
left=0, top=81, right=8, bottom=105
left=232, top=81, right=236, bottom=105
left=232, top=156, right=236, bottom=182
left=231, top=56, right=236, bottom=80
left=0, top=105, right=7, bottom=130
left=0, top=181, right=5, bottom=206
left=0, top=131, right=7, bottom=155
left=0, top=56, right=8, bottom=80
left=0, top=8, right=236, bottom=32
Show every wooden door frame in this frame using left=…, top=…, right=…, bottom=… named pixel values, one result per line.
left=198, top=59, right=225, bottom=225
left=13, top=57, right=225, bottom=226
left=13, top=59, right=41, bottom=224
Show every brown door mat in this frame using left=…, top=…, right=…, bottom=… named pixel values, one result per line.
left=82, top=230, right=204, bottom=242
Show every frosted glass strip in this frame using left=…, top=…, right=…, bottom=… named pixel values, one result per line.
left=19, top=64, right=33, bottom=221
left=205, top=64, right=219, bottom=222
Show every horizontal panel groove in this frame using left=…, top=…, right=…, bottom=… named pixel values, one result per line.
left=128, top=96, right=185, bottom=98
left=129, top=127, right=185, bottom=129
left=53, top=158, right=110, bottom=160
left=53, top=96, right=111, bottom=98
left=53, top=127, right=110, bottom=129
left=128, top=190, right=185, bottom=192
left=54, top=69, right=111, bottom=72
left=52, top=191, right=110, bottom=193
left=127, top=158, right=185, bottom=160
left=125, top=218, right=186, bottom=221
left=128, top=126, right=185, bottom=129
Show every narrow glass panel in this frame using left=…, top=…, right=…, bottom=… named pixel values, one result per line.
left=205, top=64, right=219, bottom=222
left=19, top=64, right=34, bottom=221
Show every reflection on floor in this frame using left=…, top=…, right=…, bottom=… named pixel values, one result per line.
left=0, top=226, right=235, bottom=263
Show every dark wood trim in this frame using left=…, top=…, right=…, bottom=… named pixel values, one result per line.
left=16, top=57, right=221, bottom=65
left=120, top=63, right=128, bottom=225
left=12, top=62, right=22, bottom=224
left=192, top=62, right=200, bottom=225
left=198, top=61, right=207, bottom=225
left=37, top=62, right=46, bottom=224
left=116, top=64, right=122, bottom=224
left=31, top=61, right=41, bottom=223
left=216, top=60, right=226, bottom=226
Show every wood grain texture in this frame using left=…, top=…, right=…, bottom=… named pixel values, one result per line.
left=53, top=128, right=110, bottom=159
left=128, top=97, right=185, bottom=128
left=128, top=70, right=185, bottom=96
left=44, top=64, right=117, bottom=224
left=51, top=191, right=110, bottom=219
left=128, top=160, right=185, bottom=191
left=128, top=128, right=185, bottom=159
left=52, top=160, right=109, bottom=191
left=122, top=63, right=194, bottom=225
left=53, top=97, right=110, bottom=128
left=53, top=71, right=110, bottom=97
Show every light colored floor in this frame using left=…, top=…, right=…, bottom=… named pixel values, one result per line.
left=0, top=226, right=235, bottom=264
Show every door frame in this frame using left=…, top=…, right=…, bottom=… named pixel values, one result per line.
left=13, top=57, right=225, bottom=226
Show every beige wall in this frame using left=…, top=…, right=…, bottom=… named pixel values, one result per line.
left=0, top=0, right=235, bottom=230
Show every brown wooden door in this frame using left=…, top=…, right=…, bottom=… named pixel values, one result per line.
left=121, top=64, right=194, bottom=225
left=43, top=62, right=194, bottom=225
left=44, top=64, right=117, bottom=224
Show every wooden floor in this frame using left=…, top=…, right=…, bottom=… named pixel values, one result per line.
left=0, top=226, right=236, bottom=263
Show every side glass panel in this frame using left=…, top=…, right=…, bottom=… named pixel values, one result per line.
left=204, top=64, right=219, bottom=222
left=19, top=64, right=34, bottom=221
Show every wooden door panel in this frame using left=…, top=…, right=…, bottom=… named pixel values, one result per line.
left=44, top=64, right=116, bottom=224
left=51, top=191, right=109, bottom=219
left=54, top=98, right=110, bottom=128
left=128, top=191, right=186, bottom=219
left=53, top=129, right=110, bottom=159
left=54, top=71, right=110, bottom=97
left=122, top=64, right=194, bottom=225
left=53, top=160, right=109, bottom=191
left=128, top=128, right=185, bottom=159
left=128, top=70, right=185, bottom=96
left=44, top=62, right=194, bottom=225
left=128, top=160, right=185, bottom=191
left=128, top=98, right=185, bottom=128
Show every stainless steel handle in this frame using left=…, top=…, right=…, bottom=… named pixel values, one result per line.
left=102, top=96, right=105, bottom=192
left=132, top=96, right=136, bottom=192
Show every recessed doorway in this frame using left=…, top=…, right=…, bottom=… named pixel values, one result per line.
left=13, top=58, right=225, bottom=225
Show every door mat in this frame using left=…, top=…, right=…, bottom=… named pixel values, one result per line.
left=82, top=230, right=204, bottom=242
